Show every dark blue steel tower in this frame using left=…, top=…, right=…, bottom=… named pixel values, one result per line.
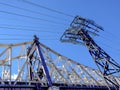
left=60, top=16, right=120, bottom=89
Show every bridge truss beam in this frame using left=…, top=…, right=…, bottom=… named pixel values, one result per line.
left=0, top=36, right=118, bottom=89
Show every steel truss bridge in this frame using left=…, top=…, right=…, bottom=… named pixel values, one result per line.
left=0, top=35, right=119, bottom=90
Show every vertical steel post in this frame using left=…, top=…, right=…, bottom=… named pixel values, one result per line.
left=9, top=47, right=12, bottom=84
left=35, top=36, right=52, bottom=87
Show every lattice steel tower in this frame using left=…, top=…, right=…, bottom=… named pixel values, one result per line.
left=60, top=16, right=120, bottom=89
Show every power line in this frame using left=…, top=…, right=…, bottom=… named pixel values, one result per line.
left=0, top=38, right=30, bottom=40
left=96, top=39, right=120, bottom=54
left=0, top=16, right=66, bottom=27
left=104, top=30, right=120, bottom=42
left=0, top=33, right=59, bottom=40
left=0, top=26, right=62, bottom=34
left=0, top=2, right=70, bottom=22
left=0, top=10, right=67, bottom=25
left=0, top=38, right=58, bottom=41
left=101, top=36, right=120, bottom=45
left=0, top=24, right=66, bottom=30
left=0, top=33, right=61, bottom=38
left=97, top=32, right=120, bottom=50
left=96, top=40, right=120, bottom=63
left=0, top=33, right=33, bottom=37
left=18, top=0, right=74, bottom=17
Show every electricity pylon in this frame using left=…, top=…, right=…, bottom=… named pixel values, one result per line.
left=60, top=16, right=120, bottom=89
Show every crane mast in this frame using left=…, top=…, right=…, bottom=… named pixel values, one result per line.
left=60, top=16, right=120, bottom=88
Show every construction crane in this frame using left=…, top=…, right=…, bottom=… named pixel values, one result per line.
left=60, top=16, right=120, bottom=89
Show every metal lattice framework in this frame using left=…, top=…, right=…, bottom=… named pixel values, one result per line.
left=60, top=16, right=120, bottom=89
left=0, top=36, right=119, bottom=89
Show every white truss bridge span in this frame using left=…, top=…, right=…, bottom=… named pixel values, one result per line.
left=0, top=41, right=119, bottom=89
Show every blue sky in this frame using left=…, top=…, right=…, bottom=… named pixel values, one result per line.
left=0, top=0, right=120, bottom=69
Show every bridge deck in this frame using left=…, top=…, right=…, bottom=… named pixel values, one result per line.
left=0, top=82, right=115, bottom=90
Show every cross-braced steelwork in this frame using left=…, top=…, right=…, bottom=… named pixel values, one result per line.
left=60, top=16, right=120, bottom=89
left=0, top=36, right=119, bottom=90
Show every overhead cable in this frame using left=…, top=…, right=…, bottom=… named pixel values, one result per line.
left=0, top=38, right=58, bottom=41
left=0, top=26, right=62, bottom=34
left=0, top=2, right=70, bottom=21
left=0, top=24, right=66, bottom=30
left=0, top=33, right=60, bottom=37
left=0, top=10, right=66, bottom=25
left=18, top=0, right=74, bottom=17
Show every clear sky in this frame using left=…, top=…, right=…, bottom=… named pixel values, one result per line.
left=0, top=0, right=120, bottom=69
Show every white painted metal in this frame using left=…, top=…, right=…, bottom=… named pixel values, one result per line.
left=0, top=41, right=118, bottom=87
